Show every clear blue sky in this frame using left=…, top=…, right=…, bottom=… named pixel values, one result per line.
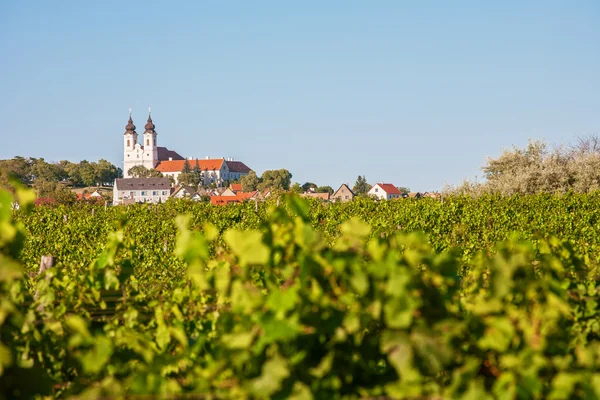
left=1, top=1, right=598, bottom=191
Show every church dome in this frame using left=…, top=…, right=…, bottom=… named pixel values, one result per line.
left=125, top=116, right=136, bottom=132
left=144, top=114, right=156, bottom=132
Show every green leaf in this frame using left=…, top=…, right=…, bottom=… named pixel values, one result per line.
left=250, top=353, right=290, bottom=396
left=224, top=229, right=270, bottom=266
left=79, top=336, right=113, bottom=375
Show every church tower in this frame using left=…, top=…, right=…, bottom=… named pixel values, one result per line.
left=142, top=109, right=158, bottom=170
left=123, top=112, right=139, bottom=178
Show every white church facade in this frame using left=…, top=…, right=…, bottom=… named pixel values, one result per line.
left=122, top=111, right=250, bottom=185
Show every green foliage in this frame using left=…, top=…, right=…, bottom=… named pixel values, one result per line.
left=128, top=165, right=163, bottom=179
left=2, top=190, right=600, bottom=398
left=448, top=135, right=600, bottom=195
left=177, top=172, right=199, bottom=187
left=181, top=159, right=192, bottom=174
left=353, top=175, right=370, bottom=196
left=259, top=169, right=293, bottom=191
left=240, top=170, right=260, bottom=191
left=0, top=157, right=120, bottom=190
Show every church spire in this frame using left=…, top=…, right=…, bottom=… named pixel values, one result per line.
left=124, top=109, right=136, bottom=134
left=144, top=107, right=156, bottom=133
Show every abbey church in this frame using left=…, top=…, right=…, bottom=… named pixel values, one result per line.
left=122, top=112, right=251, bottom=186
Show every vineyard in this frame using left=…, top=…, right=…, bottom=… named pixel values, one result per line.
left=1, top=187, right=600, bottom=399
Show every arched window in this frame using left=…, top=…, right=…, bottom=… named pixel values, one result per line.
left=146, top=139, right=150, bottom=146
left=127, top=139, right=130, bottom=147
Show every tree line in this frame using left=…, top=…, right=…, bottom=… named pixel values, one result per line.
left=446, top=134, right=600, bottom=195
left=0, top=157, right=122, bottom=201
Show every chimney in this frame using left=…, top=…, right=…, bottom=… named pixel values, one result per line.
left=168, top=157, right=173, bottom=161
left=205, top=156, right=209, bottom=160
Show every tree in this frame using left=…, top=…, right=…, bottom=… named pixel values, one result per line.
left=316, top=185, right=334, bottom=195
left=95, top=159, right=119, bottom=186
left=240, top=171, right=260, bottom=191
left=353, top=175, right=370, bottom=196
left=396, top=186, right=410, bottom=194
left=178, top=172, right=199, bottom=187
left=181, top=159, right=192, bottom=174
left=301, top=182, right=317, bottom=192
left=78, top=160, right=98, bottom=187
left=258, top=169, right=292, bottom=191
left=192, top=160, right=201, bottom=184
left=291, top=183, right=303, bottom=193
left=127, top=165, right=163, bottom=179
left=445, top=136, right=600, bottom=196
left=128, top=165, right=150, bottom=178
left=52, top=186, right=77, bottom=205
left=34, top=179, right=58, bottom=198
left=147, top=169, right=164, bottom=178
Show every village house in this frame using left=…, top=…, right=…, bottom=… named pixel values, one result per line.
left=113, top=178, right=172, bottom=204
left=368, top=183, right=402, bottom=200
left=332, top=184, right=355, bottom=203
left=171, top=185, right=197, bottom=199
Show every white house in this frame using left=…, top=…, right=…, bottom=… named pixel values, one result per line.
left=113, top=178, right=172, bottom=204
left=368, top=183, right=402, bottom=200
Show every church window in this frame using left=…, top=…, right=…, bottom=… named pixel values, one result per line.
left=127, top=139, right=130, bottom=147
left=146, top=139, right=150, bottom=146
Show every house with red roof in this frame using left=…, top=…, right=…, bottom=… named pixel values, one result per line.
left=368, top=183, right=402, bottom=200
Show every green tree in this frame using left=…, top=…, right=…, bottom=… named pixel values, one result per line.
left=396, top=186, right=410, bottom=194
left=181, top=159, right=192, bottom=174
left=258, top=169, right=292, bottom=191
left=240, top=171, right=260, bottom=191
left=52, top=186, right=77, bottom=205
left=95, top=159, right=119, bottom=185
left=353, top=175, right=370, bottom=196
left=78, top=160, right=98, bottom=187
left=178, top=172, right=199, bottom=187
left=291, top=183, right=303, bottom=193
left=301, top=182, right=317, bottom=192
left=128, top=165, right=150, bottom=178
left=192, top=160, right=201, bottom=183
left=316, top=185, right=334, bottom=195
left=34, top=179, right=58, bottom=198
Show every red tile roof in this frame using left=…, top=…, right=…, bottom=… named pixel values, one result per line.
left=230, top=183, right=243, bottom=192
left=210, top=196, right=241, bottom=205
left=155, top=159, right=225, bottom=173
left=236, top=191, right=257, bottom=200
left=376, top=183, right=401, bottom=195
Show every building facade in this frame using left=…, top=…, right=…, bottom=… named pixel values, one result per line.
left=368, top=183, right=402, bottom=200
left=332, top=184, right=355, bottom=202
left=113, top=178, right=172, bottom=204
